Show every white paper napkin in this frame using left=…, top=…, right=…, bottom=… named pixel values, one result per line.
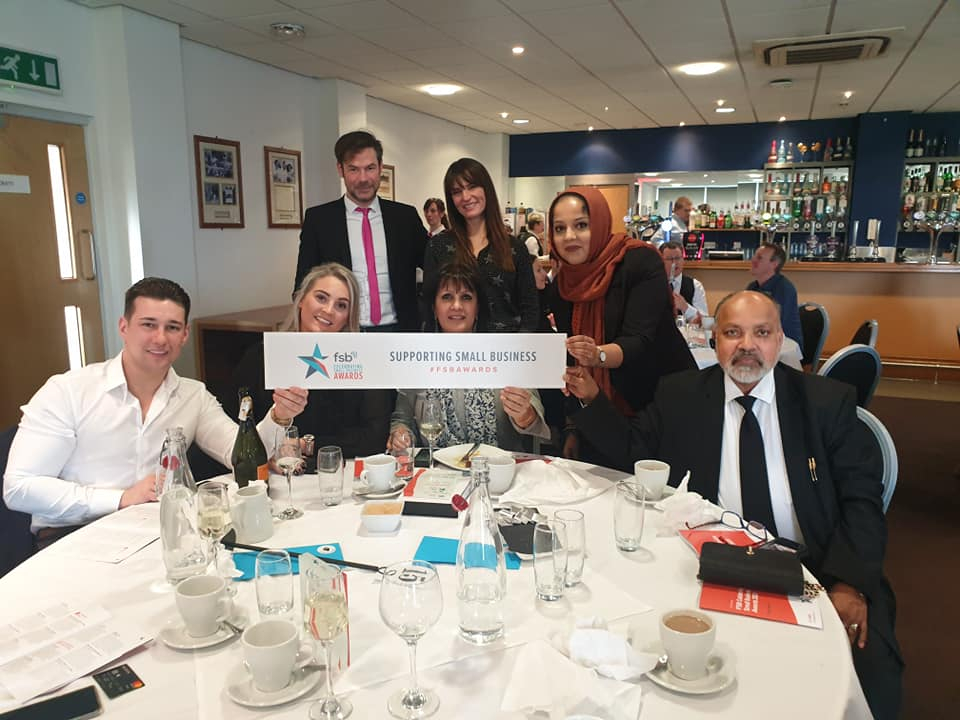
left=497, top=459, right=610, bottom=505
left=656, top=473, right=723, bottom=535
left=550, top=617, right=660, bottom=682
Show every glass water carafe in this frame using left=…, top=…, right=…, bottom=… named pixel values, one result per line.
left=160, top=485, right=207, bottom=583
left=157, top=427, right=196, bottom=496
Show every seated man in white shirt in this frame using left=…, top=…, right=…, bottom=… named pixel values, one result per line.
left=660, top=241, right=708, bottom=324
left=3, top=277, right=307, bottom=547
left=519, top=213, right=544, bottom=256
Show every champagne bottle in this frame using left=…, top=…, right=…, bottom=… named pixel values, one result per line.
left=906, top=129, right=915, bottom=158
left=916, top=129, right=925, bottom=158
left=231, top=388, right=268, bottom=488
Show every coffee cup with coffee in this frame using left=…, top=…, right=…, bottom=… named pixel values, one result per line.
left=360, top=454, right=398, bottom=492
left=175, top=575, right=232, bottom=638
left=659, top=609, right=716, bottom=681
left=634, top=459, right=670, bottom=502
left=241, top=619, right=315, bottom=693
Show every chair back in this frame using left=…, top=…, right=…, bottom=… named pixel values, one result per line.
left=799, top=302, right=829, bottom=369
left=850, top=319, right=878, bottom=347
left=818, top=343, right=882, bottom=408
left=855, top=407, right=898, bottom=513
left=1, top=427, right=35, bottom=577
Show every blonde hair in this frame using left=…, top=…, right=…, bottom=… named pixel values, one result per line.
left=283, top=263, right=361, bottom=332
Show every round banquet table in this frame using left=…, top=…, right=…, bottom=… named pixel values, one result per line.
left=0, top=460, right=871, bottom=719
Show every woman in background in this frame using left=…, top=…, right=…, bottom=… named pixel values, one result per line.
left=423, top=158, right=539, bottom=332
left=423, top=197, right=449, bottom=237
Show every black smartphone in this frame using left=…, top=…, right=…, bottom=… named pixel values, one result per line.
left=0, top=687, right=102, bottom=720
left=413, top=448, right=431, bottom=468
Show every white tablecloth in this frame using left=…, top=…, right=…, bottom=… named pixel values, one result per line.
left=692, top=336, right=804, bottom=371
left=0, top=461, right=870, bottom=719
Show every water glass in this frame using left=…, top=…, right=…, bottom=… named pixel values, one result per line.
left=554, top=509, right=585, bottom=586
left=533, top=520, right=567, bottom=601
left=614, top=480, right=646, bottom=551
left=255, top=550, right=294, bottom=619
left=317, top=446, right=344, bottom=507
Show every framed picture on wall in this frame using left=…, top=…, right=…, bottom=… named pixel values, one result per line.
left=379, top=164, right=395, bottom=201
left=194, top=135, right=244, bottom=228
left=264, top=146, right=303, bottom=229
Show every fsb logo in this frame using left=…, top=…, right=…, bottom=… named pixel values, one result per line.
left=333, top=351, right=357, bottom=362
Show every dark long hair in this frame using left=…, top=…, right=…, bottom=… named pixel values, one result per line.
left=443, top=158, right=514, bottom=272
left=423, top=197, right=449, bottom=230
left=423, top=262, right=490, bottom=333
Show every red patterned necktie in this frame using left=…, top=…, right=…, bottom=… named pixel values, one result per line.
left=357, top=207, right=381, bottom=325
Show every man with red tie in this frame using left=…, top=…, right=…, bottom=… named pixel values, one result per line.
left=294, top=131, right=427, bottom=331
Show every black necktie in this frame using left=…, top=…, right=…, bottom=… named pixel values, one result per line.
left=735, top=396, right=778, bottom=535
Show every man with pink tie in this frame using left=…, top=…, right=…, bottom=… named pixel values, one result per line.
left=294, top=131, right=427, bottom=331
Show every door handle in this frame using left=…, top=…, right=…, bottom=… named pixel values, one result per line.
left=77, top=229, right=96, bottom=280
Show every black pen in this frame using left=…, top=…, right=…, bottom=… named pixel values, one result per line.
left=222, top=536, right=383, bottom=572
left=808, top=457, right=819, bottom=483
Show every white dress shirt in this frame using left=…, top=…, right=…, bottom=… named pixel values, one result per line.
left=3, top=353, right=283, bottom=532
left=651, top=213, right=689, bottom=246
left=717, top=370, right=804, bottom=542
left=670, top=273, right=709, bottom=321
left=344, top=195, right=397, bottom=327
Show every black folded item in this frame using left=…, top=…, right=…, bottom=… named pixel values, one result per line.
left=698, top=542, right=804, bottom=596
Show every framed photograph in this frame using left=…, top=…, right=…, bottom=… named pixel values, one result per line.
left=379, top=164, right=395, bottom=201
left=264, top=146, right=303, bottom=228
left=194, top=135, right=244, bottom=228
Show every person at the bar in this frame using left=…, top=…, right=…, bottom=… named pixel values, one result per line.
left=651, top=195, right=693, bottom=246
left=519, top=212, right=545, bottom=256
left=661, top=240, right=709, bottom=324
left=747, top=242, right=803, bottom=350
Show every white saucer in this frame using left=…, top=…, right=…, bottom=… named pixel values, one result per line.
left=225, top=663, right=323, bottom=708
left=642, top=642, right=736, bottom=695
left=354, top=483, right=405, bottom=499
left=159, top=607, right=248, bottom=651
left=644, top=485, right=676, bottom=506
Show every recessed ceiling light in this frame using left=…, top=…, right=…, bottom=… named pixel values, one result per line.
left=716, top=106, right=735, bottom=113
left=603, top=106, right=609, bottom=111
left=499, top=112, right=509, bottom=118
left=512, top=45, right=525, bottom=55
left=587, top=126, right=594, bottom=131
left=679, top=121, right=686, bottom=127
left=270, top=22, right=305, bottom=38
left=779, top=115, right=786, bottom=122
left=769, top=78, right=793, bottom=88
left=703, top=173, right=709, bottom=177
left=843, top=90, right=853, bottom=99
left=678, top=61, right=725, bottom=76
left=512, top=118, right=529, bottom=125
left=716, top=99, right=725, bottom=106
left=643, top=172, right=659, bottom=176
left=422, top=83, right=461, bottom=96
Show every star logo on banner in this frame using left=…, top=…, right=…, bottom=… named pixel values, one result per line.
left=298, top=344, right=330, bottom=379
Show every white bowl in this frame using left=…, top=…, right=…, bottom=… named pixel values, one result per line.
left=360, top=499, right=404, bottom=533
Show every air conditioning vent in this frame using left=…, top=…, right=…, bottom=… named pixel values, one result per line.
left=754, top=29, right=901, bottom=67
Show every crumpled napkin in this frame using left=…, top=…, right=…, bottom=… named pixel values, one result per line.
left=497, top=459, right=609, bottom=505
left=551, top=617, right=660, bottom=681
left=656, top=473, right=724, bottom=536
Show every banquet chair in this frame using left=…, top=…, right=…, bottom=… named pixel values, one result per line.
left=856, top=407, right=898, bottom=513
left=799, top=302, right=830, bottom=370
left=0, top=426, right=35, bottom=578
left=818, top=343, right=882, bottom=408
left=850, top=319, right=878, bottom=347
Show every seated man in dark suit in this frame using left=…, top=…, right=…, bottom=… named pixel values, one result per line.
left=294, top=130, right=427, bottom=331
left=564, top=290, right=902, bottom=720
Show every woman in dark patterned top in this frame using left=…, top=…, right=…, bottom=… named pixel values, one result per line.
left=422, top=158, right=540, bottom=332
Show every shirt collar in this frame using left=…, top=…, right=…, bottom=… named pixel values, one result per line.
left=723, top=366, right=776, bottom=407
left=108, top=350, right=182, bottom=397
left=344, top=195, right=381, bottom=217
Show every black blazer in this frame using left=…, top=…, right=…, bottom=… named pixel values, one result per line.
left=294, top=197, right=427, bottom=331
left=549, top=245, right=696, bottom=412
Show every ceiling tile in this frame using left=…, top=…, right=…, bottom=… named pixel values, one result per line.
left=169, top=0, right=289, bottom=19
left=179, top=21, right=266, bottom=46
left=301, top=0, right=422, bottom=31
left=228, top=11, right=339, bottom=39
left=117, top=0, right=216, bottom=25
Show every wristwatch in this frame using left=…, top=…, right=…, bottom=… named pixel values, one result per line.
left=598, top=348, right=607, bottom=366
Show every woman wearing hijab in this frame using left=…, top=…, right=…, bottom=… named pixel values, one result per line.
left=547, top=187, right=695, bottom=461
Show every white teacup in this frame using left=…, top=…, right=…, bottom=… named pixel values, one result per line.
left=360, top=454, right=397, bottom=492
left=659, top=609, right=716, bottom=681
left=634, top=459, right=670, bottom=501
left=485, top=455, right=516, bottom=495
left=241, top=619, right=314, bottom=693
left=175, top=575, right=231, bottom=638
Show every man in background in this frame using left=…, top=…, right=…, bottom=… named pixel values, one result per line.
left=519, top=213, right=544, bottom=256
left=660, top=240, right=708, bottom=324
left=294, top=130, right=426, bottom=331
left=747, top=242, right=803, bottom=351
left=651, top=195, right=693, bottom=246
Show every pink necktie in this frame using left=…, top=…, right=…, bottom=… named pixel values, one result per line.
left=358, top=207, right=381, bottom=325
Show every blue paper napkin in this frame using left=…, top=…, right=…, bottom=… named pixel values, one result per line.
left=414, top=536, right=521, bottom=570
left=232, top=543, right=344, bottom=581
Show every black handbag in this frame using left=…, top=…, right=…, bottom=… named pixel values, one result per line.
left=698, top=542, right=805, bottom=596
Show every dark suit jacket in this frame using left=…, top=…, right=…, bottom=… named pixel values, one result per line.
left=549, top=245, right=696, bottom=412
left=575, top=363, right=900, bottom=656
left=294, top=197, right=427, bottom=330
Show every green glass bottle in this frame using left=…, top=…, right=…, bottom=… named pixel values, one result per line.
left=231, top=388, right=268, bottom=488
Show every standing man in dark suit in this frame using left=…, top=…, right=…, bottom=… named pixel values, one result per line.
left=564, top=290, right=902, bottom=720
left=294, top=131, right=427, bottom=331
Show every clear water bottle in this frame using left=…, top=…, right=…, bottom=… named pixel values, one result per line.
left=157, top=427, right=196, bottom=496
left=160, top=485, right=207, bottom=583
left=456, top=457, right=506, bottom=644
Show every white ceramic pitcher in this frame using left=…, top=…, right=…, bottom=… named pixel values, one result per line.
left=230, top=483, right=274, bottom=543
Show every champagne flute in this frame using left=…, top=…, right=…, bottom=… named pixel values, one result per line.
left=274, top=426, right=303, bottom=520
left=379, top=561, right=443, bottom=718
left=304, top=562, right=352, bottom=720
left=419, top=397, right=444, bottom=469
left=197, top=481, right=234, bottom=593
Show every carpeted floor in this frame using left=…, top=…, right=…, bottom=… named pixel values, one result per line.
left=868, top=395, right=960, bottom=719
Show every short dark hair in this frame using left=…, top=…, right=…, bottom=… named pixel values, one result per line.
left=759, top=242, right=786, bottom=272
left=424, top=262, right=490, bottom=332
left=124, top=277, right=191, bottom=321
left=334, top=130, right=383, bottom=165
left=660, top=240, right=684, bottom=254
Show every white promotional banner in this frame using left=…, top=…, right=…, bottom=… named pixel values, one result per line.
left=264, top=332, right=567, bottom=390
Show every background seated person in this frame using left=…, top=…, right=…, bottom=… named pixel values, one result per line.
left=231, top=263, right=394, bottom=460
left=387, top=263, right=549, bottom=453
left=660, top=240, right=708, bottom=324
left=748, top=242, right=803, bottom=351
left=4, top=278, right=303, bottom=547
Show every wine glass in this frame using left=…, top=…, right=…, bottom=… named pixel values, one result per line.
left=197, top=481, right=234, bottom=594
left=379, top=561, right=443, bottom=718
left=274, top=426, right=303, bottom=520
left=419, top=397, right=444, bottom=469
left=304, top=562, right=352, bottom=720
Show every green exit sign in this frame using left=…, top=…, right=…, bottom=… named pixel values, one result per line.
left=0, top=45, right=61, bottom=94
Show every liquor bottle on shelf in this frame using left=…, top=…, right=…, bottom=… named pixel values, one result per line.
left=837, top=194, right=848, bottom=216
left=906, top=129, right=915, bottom=158
left=843, top=136, right=853, bottom=160
left=767, top=140, right=777, bottom=163
left=833, top=136, right=844, bottom=159
left=803, top=195, right=813, bottom=220
left=822, top=175, right=832, bottom=194
left=786, top=142, right=795, bottom=162
left=926, top=132, right=936, bottom=157
left=716, top=208, right=724, bottom=228
left=766, top=173, right=773, bottom=194
left=792, top=197, right=802, bottom=218
left=777, top=140, right=786, bottom=163
left=938, top=133, right=949, bottom=157
left=725, top=209, right=733, bottom=229
left=823, top=137, right=833, bottom=162
left=915, top=130, right=925, bottom=158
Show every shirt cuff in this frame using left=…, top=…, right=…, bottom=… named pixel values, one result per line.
left=683, top=305, right=699, bottom=321
left=99, top=487, right=127, bottom=516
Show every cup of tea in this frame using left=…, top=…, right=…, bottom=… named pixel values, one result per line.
left=175, top=575, right=231, bottom=638
left=634, top=459, right=670, bottom=501
left=241, top=619, right=314, bottom=692
left=360, top=454, right=397, bottom=492
left=659, top=609, right=716, bottom=680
